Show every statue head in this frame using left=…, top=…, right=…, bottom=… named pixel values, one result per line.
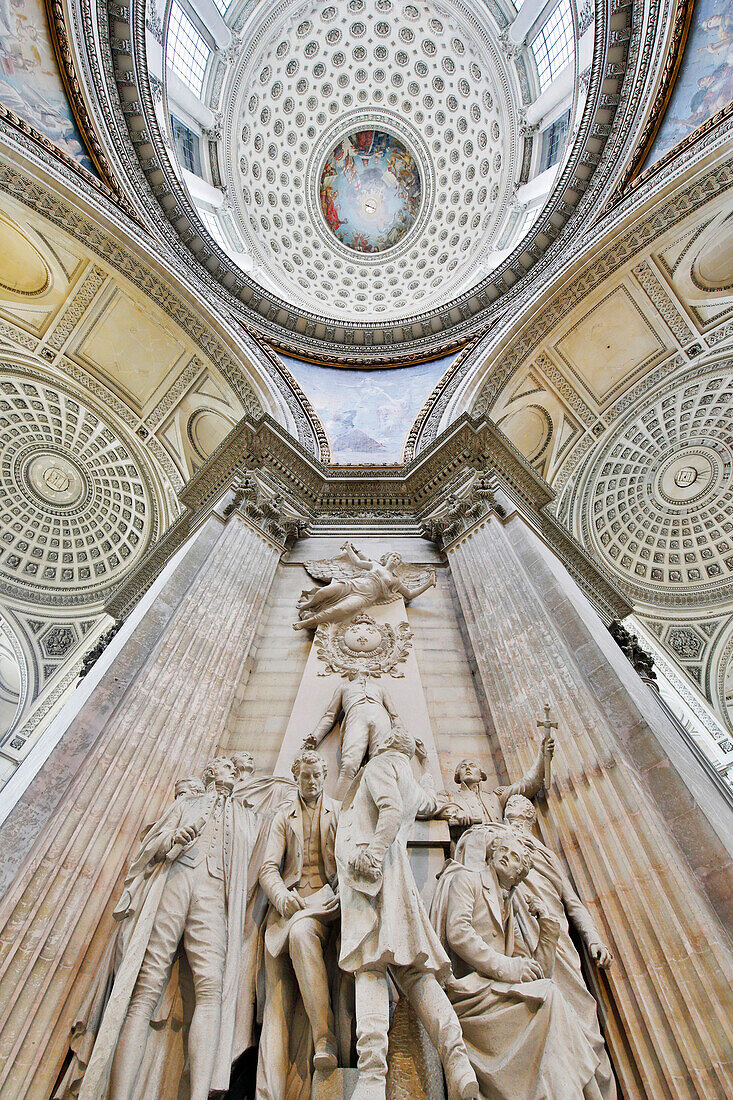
left=342, top=613, right=383, bottom=656
left=489, top=832, right=533, bottom=890
left=378, top=725, right=416, bottom=759
left=291, top=749, right=327, bottom=804
left=454, top=758, right=487, bottom=788
left=230, top=750, right=255, bottom=779
left=174, top=776, right=205, bottom=799
left=202, top=755, right=236, bottom=794
left=378, top=551, right=402, bottom=570
left=503, top=794, right=536, bottom=833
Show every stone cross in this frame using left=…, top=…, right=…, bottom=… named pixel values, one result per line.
left=537, top=703, right=558, bottom=790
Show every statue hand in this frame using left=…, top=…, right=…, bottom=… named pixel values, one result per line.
left=350, top=848, right=382, bottom=883
left=589, top=941, right=613, bottom=969
left=302, top=734, right=318, bottom=750
left=499, top=957, right=544, bottom=983
left=527, top=897, right=549, bottom=921
left=171, top=824, right=198, bottom=849
left=543, top=735, right=555, bottom=758
left=281, top=891, right=306, bottom=919
left=429, top=570, right=437, bottom=587
left=414, top=737, right=428, bottom=763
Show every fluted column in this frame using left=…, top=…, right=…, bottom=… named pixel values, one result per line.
left=0, top=507, right=284, bottom=1099
left=445, top=507, right=733, bottom=1100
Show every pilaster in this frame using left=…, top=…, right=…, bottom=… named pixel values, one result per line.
left=0, top=502, right=286, bottom=1099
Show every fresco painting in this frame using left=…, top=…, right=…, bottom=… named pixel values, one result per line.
left=281, top=353, right=457, bottom=465
left=319, top=129, right=421, bottom=253
left=0, top=0, right=94, bottom=170
left=647, top=0, right=733, bottom=165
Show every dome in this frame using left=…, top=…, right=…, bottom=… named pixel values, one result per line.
left=158, top=0, right=586, bottom=327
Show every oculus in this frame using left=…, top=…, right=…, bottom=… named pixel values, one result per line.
left=319, top=129, right=421, bottom=253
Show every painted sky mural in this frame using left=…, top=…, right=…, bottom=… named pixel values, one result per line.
left=319, top=130, right=422, bottom=253
left=0, top=0, right=94, bottom=171
left=281, top=353, right=457, bottom=465
left=647, top=0, right=733, bottom=165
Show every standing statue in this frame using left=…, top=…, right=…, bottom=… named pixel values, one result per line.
left=257, top=750, right=341, bottom=1100
left=431, top=831, right=605, bottom=1100
left=293, top=542, right=436, bottom=631
left=335, top=727, right=479, bottom=1100
left=502, top=796, right=616, bottom=1100
left=303, top=677, right=409, bottom=799
left=77, top=755, right=263, bottom=1100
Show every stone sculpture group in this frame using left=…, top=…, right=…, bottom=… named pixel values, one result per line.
left=60, top=546, right=617, bottom=1100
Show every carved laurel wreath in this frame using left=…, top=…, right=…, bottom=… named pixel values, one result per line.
left=314, top=613, right=413, bottom=679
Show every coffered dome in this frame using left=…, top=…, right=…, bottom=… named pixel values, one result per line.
left=215, top=0, right=527, bottom=320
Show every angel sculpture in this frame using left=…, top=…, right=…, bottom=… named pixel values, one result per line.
left=293, top=541, right=436, bottom=631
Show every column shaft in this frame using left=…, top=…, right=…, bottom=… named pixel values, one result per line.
left=0, top=513, right=281, bottom=1099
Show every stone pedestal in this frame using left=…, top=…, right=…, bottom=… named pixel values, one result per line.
left=445, top=505, right=733, bottom=1099
left=0, top=507, right=284, bottom=1100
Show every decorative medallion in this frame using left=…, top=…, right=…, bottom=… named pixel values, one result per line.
left=318, top=129, right=421, bottom=252
left=314, top=611, right=413, bottom=678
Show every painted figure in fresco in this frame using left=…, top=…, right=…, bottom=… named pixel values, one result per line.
left=256, top=750, right=341, bottom=1099
left=335, top=727, right=479, bottom=1100
left=293, top=541, right=436, bottom=631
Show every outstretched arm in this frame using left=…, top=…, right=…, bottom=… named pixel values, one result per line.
left=305, top=687, right=344, bottom=748
left=396, top=570, right=436, bottom=603
left=495, top=736, right=554, bottom=809
left=343, top=542, right=373, bottom=570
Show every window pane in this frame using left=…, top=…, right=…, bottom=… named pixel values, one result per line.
left=531, top=0, right=575, bottom=93
left=540, top=109, right=570, bottom=171
left=171, top=116, right=202, bottom=175
left=167, top=3, right=210, bottom=95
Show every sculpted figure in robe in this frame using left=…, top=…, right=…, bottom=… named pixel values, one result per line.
left=294, top=541, right=436, bottom=631
left=256, top=750, right=341, bottom=1100
left=335, top=726, right=479, bottom=1100
left=502, top=796, right=616, bottom=1100
left=431, top=831, right=608, bottom=1100
left=76, top=755, right=265, bottom=1100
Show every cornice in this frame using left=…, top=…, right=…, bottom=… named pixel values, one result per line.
left=109, top=411, right=631, bottom=622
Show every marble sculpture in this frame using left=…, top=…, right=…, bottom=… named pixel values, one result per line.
left=66, top=586, right=617, bottom=1100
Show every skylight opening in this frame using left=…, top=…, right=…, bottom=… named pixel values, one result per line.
left=531, top=0, right=575, bottom=93
left=167, top=3, right=210, bottom=96
left=211, top=0, right=230, bottom=15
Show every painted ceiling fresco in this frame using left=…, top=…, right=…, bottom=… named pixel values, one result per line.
left=647, top=0, right=733, bottom=164
left=319, top=130, right=422, bottom=253
left=281, top=352, right=456, bottom=464
left=0, top=0, right=94, bottom=170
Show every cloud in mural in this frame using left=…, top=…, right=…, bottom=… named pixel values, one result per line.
left=281, top=354, right=458, bottom=465
left=647, top=0, right=733, bottom=164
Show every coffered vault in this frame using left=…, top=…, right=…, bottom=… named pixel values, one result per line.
left=0, top=0, right=732, bottom=795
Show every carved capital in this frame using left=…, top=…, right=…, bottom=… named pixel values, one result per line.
left=224, top=474, right=307, bottom=549
left=422, top=474, right=504, bottom=549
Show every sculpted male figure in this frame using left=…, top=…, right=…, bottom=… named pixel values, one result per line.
left=442, top=736, right=555, bottom=830
left=336, top=727, right=479, bottom=1100
left=257, top=750, right=340, bottom=1099
left=79, top=755, right=260, bottom=1100
left=431, top=832, right=604, bottom=1100
left=503, top=795, right=616, bottom=1099
left=304, top=675, right=403, bottom=799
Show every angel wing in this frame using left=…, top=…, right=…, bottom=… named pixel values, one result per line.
left=302, top=554, right=366, bottom=584
left=390, top=562, right=434, bottom=595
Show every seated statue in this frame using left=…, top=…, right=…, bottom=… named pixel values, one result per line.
left=431, top=831, right=606, bottom=1100
left=256, top=750, right=341, bottom=1100
left=502, top=796, right=616, bottom=1100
